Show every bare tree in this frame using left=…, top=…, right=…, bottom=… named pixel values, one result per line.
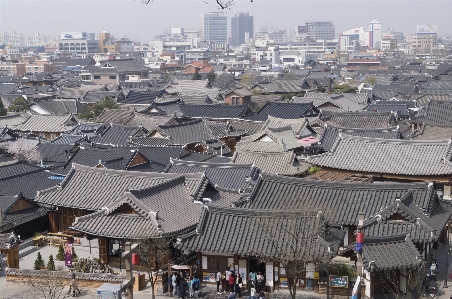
left=137, top=235, right=174, bottom=299
left=253, top=210, right=338, bottom=299
left=139, top=0, right=253, bottom=9
left=376, top=263, right=427, bottom=299
left=0, top=138, right=41, bottom=163
left=17, top=275, right=95, bottom=299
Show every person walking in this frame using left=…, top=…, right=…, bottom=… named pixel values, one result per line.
left=176, top=272, right=182, bottom=298
left=225, top=268, right=231, bottom=292
left=222, top=271, right=227, bottom=293
left=228, top=272, right=235, bottom=293
left=249, top=270, right=256, bottom=291
left=216, top=269, right=222, bottom=294
left=187, top=277, right=193, bottom=298
left=235, top=273, right=243, bottom=298
left=256, top=272, right=264, bottom=293
left=180, top=277, right=188, bottom=299
left=192, top=276, right=200, bottom=299
left=168, top=275, right=174, bottom=296
left=171, top=272, right=177, bottom=297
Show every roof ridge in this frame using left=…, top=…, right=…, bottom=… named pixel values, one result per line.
left=129, top=175, right=186, bottom=198
left=171, top=158, right=254, bottom=169
left=339, top=133, right=452, bottom=144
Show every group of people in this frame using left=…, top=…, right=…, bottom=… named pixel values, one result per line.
left=168, top=272, right=200, bottom=299
left=215, top=268, right=244, bottom=297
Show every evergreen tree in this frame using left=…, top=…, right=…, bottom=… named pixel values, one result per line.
left=192, top=68, right=201, bottom=80
left=56, top=244, right=65, bottom=261
left=0, top=99, right=7, bottom=116
left=8, top=97, right=29, bottom=112
left=78, top=96, right=120, bottom=119
left=47, top=254, right=56, bottom=271
left=207, top=70, right=216, bottom=84
left=34, top=252, right=45, bottom=270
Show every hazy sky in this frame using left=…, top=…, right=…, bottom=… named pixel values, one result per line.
left=0, top=0, right=450, bottom=42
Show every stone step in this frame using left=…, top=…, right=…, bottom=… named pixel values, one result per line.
left=18, top=245, right=38, bottom=259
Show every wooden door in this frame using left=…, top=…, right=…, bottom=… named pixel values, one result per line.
left=98, top=238, right=108, bottom=264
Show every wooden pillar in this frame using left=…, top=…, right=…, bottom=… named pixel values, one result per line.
left=98, top=237, right=108, bottom=264
left=48, top=211, right=59, bottom=233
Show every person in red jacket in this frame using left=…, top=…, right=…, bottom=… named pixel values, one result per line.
left=228, top=272, right=236, bottom=293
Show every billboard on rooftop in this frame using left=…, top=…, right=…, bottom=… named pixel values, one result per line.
left=60, top=32, right=87, bottom=40
left=417, top=25, right=437, bottom=34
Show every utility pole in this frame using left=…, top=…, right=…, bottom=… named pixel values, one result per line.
left=444, top=221, right=449, bottom=288
left=356, top=212, right=365, bottom=299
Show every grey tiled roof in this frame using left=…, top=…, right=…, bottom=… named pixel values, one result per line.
left=179, top=206, right=344, bottom=260
left=228, top=119, right=265, bottom=135
left=242, top=173, right=437, bottom=225
left=410, top=94, right=452, bottom=106
left=92, top=124, right=147, bottom=146
left=35, top=164, right=184, bottom=210
left=0, top=113, right=30, bottom=129
left=18, top=114, right=78, bottom=133
left=361, top=192, right=452, bottom=242
left=0, top=161, right=42, bottom=181
left=319, top=111, right=395, bottom=129
left=411, top=124, right=452, bottom=140
left=315, top=125, right=400, bottom=152
left=129, top=137, right=172, bottom=147
left=153, top=119, right=216, bottom=145
left=50, top=134, right=88, bottom=145
left=308, top=134, right=452, bottom=176
left=70, top=175, right=204, bottom=238
left=237, top=126, right=303, bottom=153
left=179, top=104, right=249, bottom=119
left=412, top=100, right=452, bottom=125
left=31, top=99, right=83, bottom=115
left=0, top=170, right=63, bottom=198
left=244, top=102, right=315, bottom=122
left=231, top=150, right=304, bottom=175
left=82, top=91, right=119, bottom=104
left=359, top=235, right=421, bottom=271
left=96, top=109, right=134, bottom=124
left=265, top=116, right=313, bottom=138
left=165, top=158, right=259, bottom=191
left=124, top=113, right=173, bottom=132
left=0, top=194, right=48, bottom=226
left=117, top=90, right=163, bottom=105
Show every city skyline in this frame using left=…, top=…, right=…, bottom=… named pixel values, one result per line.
left=0, top=0, right=450, bottom=43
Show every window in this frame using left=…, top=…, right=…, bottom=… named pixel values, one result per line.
left=93, top=75, right=101, bottom=79
left=231, top=96, right=240, bottom=105
left=109, top=75, right=117, bottom=80
left=207, top=256, right=228, bottom=271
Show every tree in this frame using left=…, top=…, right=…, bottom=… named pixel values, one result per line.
left=192, top=68, right=201, bottom=80
left=47, top=254, right=56, bottom=271
left=365, top=75, right=377, bottom=86
left=140, top=0, right=253, bottom=9
left=34, top=252, right=45, bottom=270
left=56, top=244, right=65, bottom=261
left=77, top=96, right=119, bottom=119
left=0, top=99, right=7, bottom=116
left=333, top=84, right=358, bottom=93
left=254, top=211, right=337, bottom=299
left=207, top=70, right=216, bottom=84
left=8, top=97, right=29, bottom=112
left=0, top=138, right=41, bottom=163
left=137, top=236, right=174, bottom=299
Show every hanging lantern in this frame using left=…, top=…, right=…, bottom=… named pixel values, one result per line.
left=132, top=253, right=139, bottom=265
left=356, top=231, right=364, bottom=244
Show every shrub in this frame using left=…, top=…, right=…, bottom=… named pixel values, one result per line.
left=47, top=254, right=56, bottom=271
left=34, top=252, right=45, bottom=270
left=56, top=244, right=65, bottom=261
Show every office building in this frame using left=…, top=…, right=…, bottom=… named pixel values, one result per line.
left=58, top=32, right=99, bottom=54
left=368, top=20, right=382, bottom=49
left=230, top=13, right=254, bottom=47
left=297, top=22, right=335, bottom=41
left=200, top=12, right=227, bottom=49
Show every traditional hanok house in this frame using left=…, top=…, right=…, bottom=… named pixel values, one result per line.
left=69, top=174, right=208, bottom=265
left=409, top=100, right=452, bottom=139
left=311, top=125, right=401, bottom=153
left=0, top=126, right=20, bottom=142
left=0, top=193, right=49, bottom=238
left=34, top=164, right=194, bottom=234
left=165, top=158, right=260, bottom=191
left=318, top=111, right=397, bottom=129
left=116, top=89, right=164, bottom=108
left=29, top=99, right=84, bottom=115
left=244, top=102, right=318, bottom=122
left=177, top=207, right=345, bottom=292
left=145, top=119, right=231, bottom=154
left=233, top=173, right=451, bottom=294
left=307, top=135, right=452, bottom=185
left=91, top=124, right=148, bottom=147
left=15, top=114, right=79, bottom=140
left=164, top=80, right=220, bottom=104
left=0, top=113, right=30, bottom=130
left=14, top=72, right=60, bottom=87
left=178, top=104, right=251, bottom=121
left=292, top=94, right=368, bottom=112
left=341, top=190, right=452, bottom=298
left=0, top=161, right=63, bottom=199
left=224, top=88, right=252, bottom=106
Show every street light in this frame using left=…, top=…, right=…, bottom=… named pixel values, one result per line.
left=444, top=221, right=450, bottom=288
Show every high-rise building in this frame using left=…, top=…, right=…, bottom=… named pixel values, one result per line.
left=200, top=12, right=227, bottom=49
left=230, top=13, right=253, bottom=47
left=368, top=20, right=382, bottom=49
left=304, top=21, right=335, bottom=41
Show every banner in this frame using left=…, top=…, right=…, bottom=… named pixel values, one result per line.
left=351, top=276, right=361, bottom=299
left=65, top=242, right=73, bottom=267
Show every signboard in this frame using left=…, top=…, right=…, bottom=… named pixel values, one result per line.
left=417, top=25, right=438, bottom=34
left=64, top=242, right=73, bottom=267
left=298, top=26, right=308, bottom=33
left=202, top=272, right=215, bottom=282
left=306, top=279, right=314, bottom=289
left=314, top=272, right=319, bottom=279
left=61, top=32, right=87, bottom=40
left=280, top=277, right=288, bottom=287
left=329, top=275, right=348, bottom=288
